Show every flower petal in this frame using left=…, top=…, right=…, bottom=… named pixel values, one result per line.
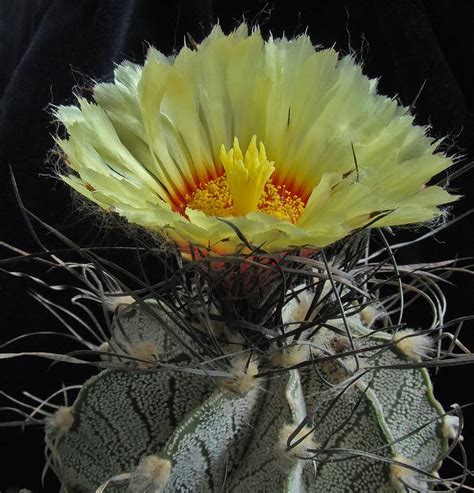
left=55, top=23, right=458, bottom=255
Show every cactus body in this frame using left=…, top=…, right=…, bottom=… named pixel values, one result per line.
left=49, top=299, right=449, bottom=492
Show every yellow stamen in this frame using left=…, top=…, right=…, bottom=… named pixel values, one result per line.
left=186, top=177, right=305, bottom=223
left=185, top=136, right=305, bottom=223
left=219, top=136, right=275, bottom=215
left=259, top=181, right=305, bottom=224
left=186, top=175, right=234, bottom=217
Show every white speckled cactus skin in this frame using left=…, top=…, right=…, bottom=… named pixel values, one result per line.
left=47, top=297, right=451, bottom=493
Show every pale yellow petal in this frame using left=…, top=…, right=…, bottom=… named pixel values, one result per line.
left=56, top=23, right=457, bottom=254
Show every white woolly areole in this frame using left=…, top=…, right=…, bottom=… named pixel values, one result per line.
left=316, top=333, right=362, bottom=385
left=282, top=287, right=315, bottom=330
left=271, top=343, right=312, bottom=368
left=46, top=406, right=74, bottom=436
left=128, top=455, right=171, bottom=493
left=321, top=357, right=359, bottom=386
left=442, top=415, right=463, bottom=441
left=393, top=329, right=434, bottom=362
left=360, top=304, right=384, bottom=327
left=273, top=286, right=317, bottom=367
left=390, top=455, right=425, bottom=490
left=278, top=424, right=318, bottom=460
left=220, top=356, right=259, bottom=396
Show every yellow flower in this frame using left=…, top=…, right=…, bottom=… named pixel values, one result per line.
left=55, top=24, right=457, bottom=254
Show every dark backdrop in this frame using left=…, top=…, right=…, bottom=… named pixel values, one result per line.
left=1, top=1, right=473, bottom=491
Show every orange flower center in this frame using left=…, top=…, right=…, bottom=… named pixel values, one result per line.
left=186, top=174, right=305, bottom=224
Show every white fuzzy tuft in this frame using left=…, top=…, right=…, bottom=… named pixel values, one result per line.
left=278, top=424, right=318, bottom=460
left=321, top=335, right=361, bottom=385
left=282, top=287, right=314, bottom=329
left=360, top=304, right=383, bottom=327
left=390, top=455, right=425, bottom=490
left=393, top=329, right=434, bottom=362
left=442, top=415, right=463, bottom=441
left=220, top=356, right=259, bottom=396
left=322, top=358, right=359, bottom=386
left=128, top=455, right=171, bottom=493
left=46, top=406, right=74, bottom=436
left=271, top=343, right=311, bottom=368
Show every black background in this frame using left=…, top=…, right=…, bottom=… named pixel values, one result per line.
left=1, top=1, right=473, bottom=491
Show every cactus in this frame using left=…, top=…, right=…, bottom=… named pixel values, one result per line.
left=1, top=239, right=469, bottom=492
left=2, top=22, right=470, bottom=493
left=43, top=289, right=453, bottom=492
